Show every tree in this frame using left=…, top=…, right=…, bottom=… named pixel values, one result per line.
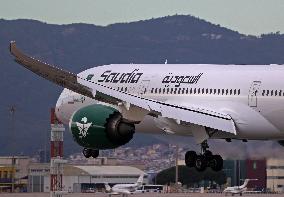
left=155, top=165, right=227, bottom=187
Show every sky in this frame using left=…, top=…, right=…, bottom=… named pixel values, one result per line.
left=1, top=0, right=284, bottom=35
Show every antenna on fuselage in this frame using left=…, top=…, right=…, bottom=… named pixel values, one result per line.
left=165, top=59, right=168, bottom=64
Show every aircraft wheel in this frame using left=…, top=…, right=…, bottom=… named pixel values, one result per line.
left=185, top=151, right=197, bottom=167
left=204, top=150, right=213, bottom=160
left=91, top=149, right=99, bottom=158
left=195, top=155, right=206, bottom=172
left=82, top=148, right=92, bottom=158
left=210, top=155, right=223, bottom=171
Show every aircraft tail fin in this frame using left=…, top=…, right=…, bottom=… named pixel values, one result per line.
left=104, top=183, right=112, bottom=192
left=137, top=174, right=144, bottom=186
left=240, top=179, right=257, bottom=189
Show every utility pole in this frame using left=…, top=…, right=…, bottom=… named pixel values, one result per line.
left=175, top=145, right=179, bottom=185
left=9, top=106, right=16, bottom=193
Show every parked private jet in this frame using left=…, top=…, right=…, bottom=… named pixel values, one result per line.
left=223, top=179, right=258, bottom=196
left=104, top=174, right=144, bottom=197
left=10, top=41, right=284, bottom=172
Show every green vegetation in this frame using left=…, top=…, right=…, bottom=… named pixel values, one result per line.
left=156, top=165, right=226, bottom=187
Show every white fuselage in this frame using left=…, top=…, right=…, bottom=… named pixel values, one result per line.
left=56, top=64, right=284, bottom=140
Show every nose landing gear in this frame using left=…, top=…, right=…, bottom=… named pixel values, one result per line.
left=185, top=140, right=223, bottom=172
left=83, top=148, right=99, bottom=158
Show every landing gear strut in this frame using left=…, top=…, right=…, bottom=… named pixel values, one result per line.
left=83, top=148, right=99, bottom=158
left=185, top=140, right=223, bottom=172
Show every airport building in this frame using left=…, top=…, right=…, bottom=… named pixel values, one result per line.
left=0, top=156, right=30, bottom=192
left=267, top=159, right=284, bottom=192
left=180, top=158, right=267, bottom=189
left=28, top=163, right=148, bottom=193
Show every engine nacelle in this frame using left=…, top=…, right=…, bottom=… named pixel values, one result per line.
left=70, top=104, right=135, bottom=149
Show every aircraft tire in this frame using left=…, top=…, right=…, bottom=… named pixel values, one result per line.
left=210, top=155, right=223, bottom=171
left=91, top=149, right=99, bottom=158
left=185, top=151, right=197, bottom=167
left=195, top=155, right=206, bottom=172
left=83, top=148, right=92, bottom=158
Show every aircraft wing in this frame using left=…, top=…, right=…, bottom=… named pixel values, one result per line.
left=10, top=41, right=236, bottom=134
left=9, top=41, right=94, bottom=98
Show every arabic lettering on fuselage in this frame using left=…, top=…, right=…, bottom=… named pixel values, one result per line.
left=162, top=73, right=203, bottom=87
left=98, top=69, right=143, bottom=83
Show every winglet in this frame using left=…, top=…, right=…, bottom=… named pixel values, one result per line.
left=10, top=41, right=17, bottom=56
left=9, top=40, right=94, bottom=99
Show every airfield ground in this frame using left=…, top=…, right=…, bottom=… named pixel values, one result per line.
left=0, top=193, right=284, bottom=197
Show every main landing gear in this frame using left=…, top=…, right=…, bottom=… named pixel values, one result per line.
left=185, top=140, right=223, bottom=172
left=83, top=148, right=99, bottom=158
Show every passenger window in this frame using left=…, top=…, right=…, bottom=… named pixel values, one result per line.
left=218, top=89, right=220, bottom=95
left=262, top=90, right=265, bottom=96
left=213, top=89, right=216, bottom=94
left=194, top=88, right=196, bottom=94
left=197, top=88, right=200, bottom=94
left=189, top=88, right=192, bottom=94
left=234, top=89, right=236, bottom=95
left=238, top=89, right=240, bottom=95
left=186, top=88, right=188, bottom=94
left=271, top=90, right=273, bottom=96
left=222, top=89, right=224, bottom=95
left=209, top=89, right=212, bottom=94
left=202, top=88, right=204, bottom=94
left=280, top=90, right=282, bottom=96
left=167, top=88, right=170, bottom=94
left=275, top=90, right=278, bottom=96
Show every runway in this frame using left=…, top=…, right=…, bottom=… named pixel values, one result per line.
left=0, top=193, right=283, bottom=197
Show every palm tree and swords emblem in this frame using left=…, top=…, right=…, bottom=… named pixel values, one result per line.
left=76, top=117, right=92, bottom=138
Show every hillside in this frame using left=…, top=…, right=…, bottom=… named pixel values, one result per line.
left=0, top=15, right=284, bottom=156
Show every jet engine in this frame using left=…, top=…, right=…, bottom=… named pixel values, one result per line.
left=70, top=104, right=135, bottom=149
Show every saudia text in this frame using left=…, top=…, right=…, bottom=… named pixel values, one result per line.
left=162, top=73, right=203, bottom=87
left=98, top=69, right=143, bottom=83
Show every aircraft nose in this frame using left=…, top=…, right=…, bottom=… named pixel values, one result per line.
left=55, top=98, right=66, bottom=124
left=55, top=89, right=71, bottom=124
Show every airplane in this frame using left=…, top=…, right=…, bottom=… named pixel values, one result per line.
left=223, top=179, right=258, bottom=196
left=10, top=41, right=284, bottom=172
left=104, top=174, right=144, bottom=197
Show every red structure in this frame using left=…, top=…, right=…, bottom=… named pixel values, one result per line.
left=246, top=159, right=267, bottom=189
left=50, top=108, right=66, bottom=197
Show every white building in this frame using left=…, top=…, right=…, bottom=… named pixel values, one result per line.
left=267, top=159, right=284, bottom=193
left=28, top=164, right=147, bottom=193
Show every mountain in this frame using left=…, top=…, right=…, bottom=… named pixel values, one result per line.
left=0, top=15, right=284, bottom=156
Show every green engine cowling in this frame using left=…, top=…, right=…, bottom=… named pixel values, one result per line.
left=70, top=104, right=135, bottom=150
